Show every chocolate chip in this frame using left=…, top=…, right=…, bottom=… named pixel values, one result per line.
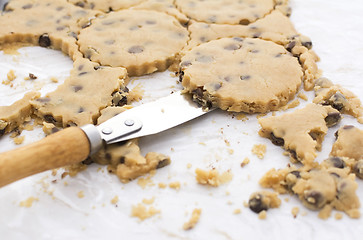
left=191, top=87, right=203, bottom=99
left=248, top=194, right=268, bottom=213
left=105, top=39, right=115, bottom=45
left=156, top=159, right=170, bottom=169
left=78, top=72, right=87, bottom=76
left=314, top=77, right=333, bottom=88
left=128, top=45, right=144, bottom=54
left=178, top=70, right=184, bottom=82
left=353, top=160, right=363, bottom=179
left=75, top=2, right=85, bottom=8
left=44, top=115, right=56, bottom=124
left=56, top=26, right=65, bottom=31
left=180, top=61, right=192, bottom=67
left=325, top=157, right=346, bottom=169
left=251, top=49, right=259, bottom=53
left=288, top=149, right=298, bottom=161
left=239, top=19, right=250, bottom=25
left=22, top=4, right=33, bottom=9
left=39, top=34, right=51, bottom=48
left=102, top=20, right=115, bottom=25
left=233, top=37, right=243, bottom=42
left=73, top=85, right=83, bottom=92
left=82, top=157, right=94, bottom=165
left=56, top=6, right=64, bottom=11
left=286, top=41, right=296, bottom=52
left=302, top=40, right=312, bottom=49
left=224, top=43, right=240, bottom=51
left=309, top=131, right=319, bottom=141
left=78, top=65, right=84, bottom=71
left=78, top=107, right=84, bottom=113
left=324, top=112, right=341, bottom=127
left=304, top=190, right=325, bottom=209
left=270, top=132, right=284, bottom=146
left=105, top=153, right=111, bottom=160
left=68, top=32, right=78, bottom=40
left=29, top=73, right=37, bottom=80
left=289, top=170, right=301, bottom=178
left=253, top=33, right=261, bottom=38
left=343, top=125, right=354, bottom=130
left=196, top=55, right=213, bottom=63
left=0, top=128, right=5, bottom=136
left=146, top=20, right=156, bottom=24
left=120, top=156, right=125, bottom=164
left=240, top=75, right=251, bottom=80
left=2, top=2, right=9, bottom=11
left=330, top=172, right=340, bottom=178
left=36, top=97, right=51, bottom=103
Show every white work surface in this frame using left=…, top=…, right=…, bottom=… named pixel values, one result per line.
left=1, top=0, right=363, bottom=239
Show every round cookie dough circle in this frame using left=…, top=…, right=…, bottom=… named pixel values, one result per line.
left=180, top=37, right=303, bottom=113
left=175, top=0, right=275, bottom=24
left=77, top=9, right=189, bottom=76
left=68, top=0, right=146, bottom=12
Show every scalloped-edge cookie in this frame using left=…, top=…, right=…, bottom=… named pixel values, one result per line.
left=258, top=104, right=341, bottom=165
left=175, top=0, right=275, bottom=25
left=30, top=58, right=128, bottom=127
left=77, top=9, right=189, bottom=76
left=1, top=0, right=101, bottom=60
left=68, top=0, right=145, bottom=12
left=180, top=37, right=303, bottom=112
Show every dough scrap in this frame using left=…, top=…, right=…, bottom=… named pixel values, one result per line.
left=77, top=9, right=189, bottom=76
left=31, top=58, right=128, bottom=127
left=260, top=163, right=360, bottom=219
left=258, top=104, right=341, bottom=165
left=248, top=191, right=281, bottom=213
left=0, top=91, right=40, bottom=135
left=175, top=0, right=276, bottom=25
left=331, top=125, right=363, bottom=162
left=180, top=37, right=303, bottom=113
left=1, top=0, right=100, bottom=60
left=313, top=78, right=363, bottom=123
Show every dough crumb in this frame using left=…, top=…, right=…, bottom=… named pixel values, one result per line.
left=169, top=181, right=181, bottom=190
left=236, top=113, right=248, bottom=121
left=335, top=213, right=343, bottom=220
left=13, top=135, right=25, bottom=145
left=298, top=92, right=308, bottom=101
left=280, top=99, right=300, bottom=110
left=7, top=69, right=16, bottom=81
left=233, top=208, right=241, bottom=214
left=50, top=77, right=59, bottom=83
left=158, top=182, right=167, bottom=189
left=19, top=197, right=39, bottom=208
left=187, top=163, right=192, bottom=169
left=137, top=177, right=155, bottom=189
left=111, top=196, right=119, bottom=205
left=131, top=203, right=160, bottom=221
left=142, top=197, right=155, bottom=205
left=248, top=191, right=281, bottom=213
left=183, top=208, right=202, bottom=230
left=291, top=207, right=300, bottom=218
left=77, top=191, right=85, bottom=199
left=241, top=157, right=250, bottom=167
left=251, top=144, right=266, bottom=159
left=195, top=168, right=233, bottom=187
left=258, top=210, right=267, bottom=219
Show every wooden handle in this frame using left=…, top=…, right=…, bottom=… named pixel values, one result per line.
left=0, top=127, right=90, bottom=187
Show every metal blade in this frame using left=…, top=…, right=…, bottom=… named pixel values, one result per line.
left=96, top=91, right=211, bottom=144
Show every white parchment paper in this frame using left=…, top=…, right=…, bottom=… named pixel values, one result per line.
left=0, top=0, right=363, bottom=239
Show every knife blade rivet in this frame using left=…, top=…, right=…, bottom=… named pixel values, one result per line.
left=102, top=127, right=113, bottom=135
left=124, top=119, right=135, bottom=126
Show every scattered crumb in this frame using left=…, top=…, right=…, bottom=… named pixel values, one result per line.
left=241, top=157, right=250, bottom=167
left=233, top=209, right=241, bottom=214
left=227, top=148, right=234, bottom=155
left=77, top=191, right=85, bottom=199
left=297, top=92, right=308, bottom=101
left=158, top=182, right=167, bottom=189
left=7, top=70, right=16, bottom=81
left=258, top=210, right=267, bottom=219
left=50, top=77, right=59, bottom=83
left=225, top=191, right=230, bottom=196
left=142, top=197, right=155, bottom=205
left=199, top=142, right=206, bottom=146
left=224, top=139, right=230, bottom=146
left=183, top=208, right=202, bottom=230
left=51, top=169, right=57, bottom=176
left=170, top=147, right=175, bottom=152
left=128, top=84, right=144, bottom=102
left=169, top=181, right=181, bottom=190
left=292, top=207, right=299, bottom=218
left=137, top=176, right=154, bottom=189
left=284, top=197, right=290, bottom=202
left=236, top=113, right=249, bottom=121
left=251, top=144, right=266, bottom=159
left=187, top=163, right=192, bottom=169
left=195, top=168, right=233, bottom=187
left=111, top=196, right=119, bottom=205
left=256, top=113, right=267, bottom=119
left=243, top=201, right=248, bottom=208
left=13, top=136, right=25, bottom=145
left=335, top=213, right=343, bottom=220
left=63, top=181, right=68, bottom=186
left=131, top=203, right=160, bottom=221
left=301, top=211, right=308, bottom=216
left=28, top=73, right=37, bottom=80
left=280, top=99, right=300, bottom=111
left=19, top=197, right=38, bottom=208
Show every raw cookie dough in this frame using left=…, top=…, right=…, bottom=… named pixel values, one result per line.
left=68, top=0, right=145, bottom=12
left=331, top=125, right=363, bottom=162
left=180, top=37, right=303, bottom=112
left=258, top=104, right=341, bottom=165
left=186, top=10, right=301, bottom=51
left=1, top=0, right=100, bottom=60
left=260, top=163, right=360, bottom=219
left=313, top=78, right=363, bottom=123
left=77, top=9, right=189, bottom=76
left=248, top=191, right=281, bottom=213
left=175, top=0, right=275, bottom=25
left=133, top=0, right=189, bottom=25
left=0, top=91, right=40, bottom=135
left=31, top=58, right=128, bottom=127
